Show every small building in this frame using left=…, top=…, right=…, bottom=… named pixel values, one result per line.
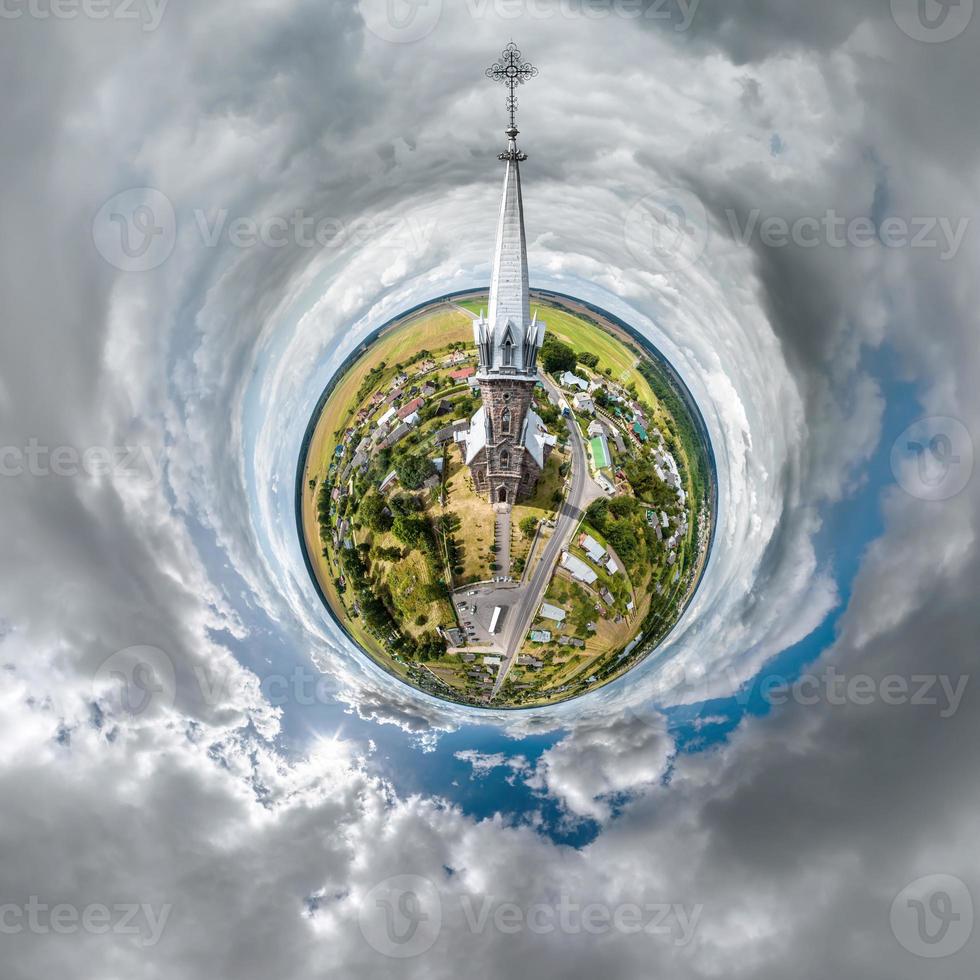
left=444, top=628, right=464, bottom=647
left=376, top=406, right=397, bottom=429
left=579, top=533, right=607, bottom=563
left=397, top=397, right=425, bottom=420
left=632, top=420, right=648, bottom=442
left=560, top=370, right=589, bottom=391
left=402, top=411, right=421, bottom=427
left=529, top=630, right=552, bottom=644
left=420, top=382, right=437, bottom=398
left=450, top=366, right=476, bottom=382
left=600, top=588, right=614, bottom=605
left=383, top=422, right=411, bottom=447
left=605, top=556, right=619, bottom=575
left=483, top=655, right=501, bottom=666
left=539, top=603, right=567, bottom=623
left=587, top=419, right=606, bottom=438
left=573, top=392, right=595, bottom=415
left=561, top=551, right=598, bottom=585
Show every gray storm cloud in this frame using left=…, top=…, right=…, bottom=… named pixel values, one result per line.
left=0, top=1, right=978, bottom=977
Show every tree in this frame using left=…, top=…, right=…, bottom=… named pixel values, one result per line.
left=519, top=516, right=539, bottom=539
left=359, top=492, right=392, bottom=533
left=577, top=351, right=599, bottom=369
left=395, top=454, right=434, bottom=490
left=540, top=337, right=577, bottom=374
left=392, top=513, right=430, bottom=550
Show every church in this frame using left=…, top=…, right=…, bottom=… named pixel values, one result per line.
left=463, top=43, right=555, bottom=507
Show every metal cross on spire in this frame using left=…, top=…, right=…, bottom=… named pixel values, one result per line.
left=485, top=42, right=538, bottom=146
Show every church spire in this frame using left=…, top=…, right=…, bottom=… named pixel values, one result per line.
left=475, top=43, right=543, bottom=378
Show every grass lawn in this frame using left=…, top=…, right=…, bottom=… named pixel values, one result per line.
left=510, top=449, right=566, bottom=567
left=385, top=550, right=454, bottom=639
left=439, top=445, right=495, bottom=584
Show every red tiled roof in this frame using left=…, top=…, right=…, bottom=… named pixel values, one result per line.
left=397, top=397, right=424, bottom=419
left=450, top=366, right=476, bottom=381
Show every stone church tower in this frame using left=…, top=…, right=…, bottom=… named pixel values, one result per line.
left=464, top=47, right=554, bottom=506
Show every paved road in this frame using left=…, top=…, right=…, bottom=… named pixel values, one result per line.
left=491, top=375, right=606, bottom=696
left=450, top=300, right=606, bottom=698
left=494, top=508, right=511, bottom=578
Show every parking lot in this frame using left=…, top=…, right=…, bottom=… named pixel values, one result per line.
left=451, top=581, right=521, bottom=650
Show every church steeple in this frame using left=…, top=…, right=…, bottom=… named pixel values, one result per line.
left=463, top=44, right=555, bottom=509
left=474, top=42, right=544, bottom=378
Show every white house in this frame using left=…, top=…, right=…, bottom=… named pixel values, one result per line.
left=539, top=603, right=567, bottom=623
left=572, top=392, right=595, bottom=414
left=376, top=406, right=397, bottom=429
left=561, top=551, right=598, bottom=585
left=560, top=370, right=589, bottom=391
left=579, top=533, right=607, bottom=563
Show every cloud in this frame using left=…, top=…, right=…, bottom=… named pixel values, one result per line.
left=1, top=2, right=979, bottom=978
